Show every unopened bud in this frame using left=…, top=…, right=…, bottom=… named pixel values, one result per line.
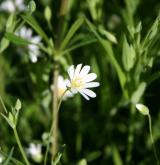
left=136, top=103, right=149, bottom=116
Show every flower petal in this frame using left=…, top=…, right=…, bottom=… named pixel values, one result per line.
left=81, top=89, right=96, bottom=98
left=74, top=64, right=82, bottom=76
left=84, top=82, right=100, bottom=88
left=84, top=73, right=97, bottom=82
left=79, top=90, right=90, bottom=100
left=67, top=65, right=74, bottom=80
left=79, top=65, right=90, bottom=76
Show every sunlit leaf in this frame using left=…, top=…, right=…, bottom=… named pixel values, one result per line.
left=21, top=14, right=50, bottom=45
left=60, top=17, right=84, bottom=50
left=5, top=32, right=32, bottom=45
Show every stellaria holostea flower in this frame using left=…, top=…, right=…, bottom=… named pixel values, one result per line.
left=26, top=143, right=42, bottom=163
left=51, top=75, right=73, bottom=100
left=66, top=64, right=100, bottom=100
left=15, top=26, right=41, bottom=63
left=0, top=0, right=25, bottom=13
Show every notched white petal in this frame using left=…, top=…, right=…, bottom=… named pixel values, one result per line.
left=79, top=90, right=90, bottom=100
left=79, top=65, right=90, bottom=76
left=82, top=89, right=96, bottom=98
left=84, top=73, right=97, bottom=82
left=67, top=65, right=74, bottom=80
left=84, top=82, right=100, bottom=88
left=74, top=64, right=82, bottom=76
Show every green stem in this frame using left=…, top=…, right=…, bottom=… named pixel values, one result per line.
left=0, top=96, right=7, bottom=113
left=51, top=64, right=59, bottom=159
left=13, top=128, right=30, bottom=165
left=126, top=104, right=136, bottom=165
left=148, top=114, right=160, bottom=165
left=44, top=89, right=68, bottom=165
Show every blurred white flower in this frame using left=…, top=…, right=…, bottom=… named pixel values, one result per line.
left=16, top=26, right=41, bottom=63
left=0, top=0, right=25, bottom=12
left=66, top=64, right=100, bottom=100
left=51, top=75, right=73, bottom=100
left=136, top=103, right=149, bottom=116
left=0, top=154, right=4, bottom=163
left=26, top=143, right=42, bottom=163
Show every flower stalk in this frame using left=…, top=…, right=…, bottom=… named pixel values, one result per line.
left=148, top=114, right=160, bottom=165
left=51, top=0, right=68, bottom=159
left=13, top=128, right=30, bottom=165
left=52, top=63, right=59, bottom=158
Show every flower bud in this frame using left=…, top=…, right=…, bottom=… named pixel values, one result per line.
left=44, top=6, right=52, bottom=22
left=136, top=103, right=149, bottom=116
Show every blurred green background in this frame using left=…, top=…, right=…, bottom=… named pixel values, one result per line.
left=0, top=0, right=160, bottom=164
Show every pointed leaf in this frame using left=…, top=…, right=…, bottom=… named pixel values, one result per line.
left=5, top=32, right=32, bottom=45
left=15, top=99, right=22, bottom=111
left=1, top=113, right=15, bottom=129
left=0, top=38, right=10, bottom=53
left=21, top=14, right=50, bottom=45
left=3, top=147, right=14, bottom=165
left=86, top=20, right=127, bottom=97
left=131, top=82, right=146, bottom=104
left=60, top=17, right=84, bottom=50
left=122, top=35, right=136, bottom=71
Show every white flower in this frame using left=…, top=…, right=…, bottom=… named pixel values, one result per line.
left=66, top=64, right=100, bottom=100
left=15, top=26, right=41, bottom=63
left=26, top=143, right=42, bottom=163
left=136, top=103, right=149, bottom=116
left=51, top=75, right=73, bottom=100
left=0, top=0, right=25, bottom=13
left=0, top=154, right=4, bottom=163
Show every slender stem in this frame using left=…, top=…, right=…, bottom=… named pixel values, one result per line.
left=148, top=114, right=160, bottom=165
left=51, top=64, right=59, bottom=159
left=44, top=90, right=68, bottom=165
left=51, top=0, right=68, bottom=160
left=126, top=104, right=136, bottom=165
left=0, top=96, right=7, bottom=113
left=13, top=128, right=30, bottom=165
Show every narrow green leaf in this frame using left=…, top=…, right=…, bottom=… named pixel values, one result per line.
left=146, top=71, right=160, bottom=85
left=131, top=82, right=146, bottom=104
left=0, top=38, right=10, bottom=53
left=21, top=14, right=50, bottom=45
left=3, top=147, right=14, bottom=165
left=5, top=32, right=32, bottom=45
left=98, top=27, right=117, bottom=44
left=1, top=113, right=15, bottom=129
left=142, top=15, right=160, bottom=49
left=60, top=17, right=84, bottom=50
left=62, top=39, right=97, bottom=55
left=112, top=144, right=123, bottom=165
left=0, top=150, right=25, bottom=165
left=86, top=19, right=127, bottom=97
left=0, top=96, right=8, bottom=113
left=86, top=151, right=101, bottom=161
left=122, top=35, right=136, bottom=71
left=6, top=14, right=16, bottom=32
left=52, top=152, right=62, bottom=165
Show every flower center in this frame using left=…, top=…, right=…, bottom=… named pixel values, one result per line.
left=71, top=77, right=84, bottom=89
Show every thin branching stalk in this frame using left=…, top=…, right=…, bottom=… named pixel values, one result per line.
left=44, top=90, right=68, bottom=165
left=0, top=96, right=7, bottom=113
left=52, top=63, right=59, bottom=158
left=148, top=114, right=160, bottom=165
left=51, top=0, right=68, bottom=159
left=126, top=104, right=136, bottom=164
left=13, top=128, right=30, bottom=165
